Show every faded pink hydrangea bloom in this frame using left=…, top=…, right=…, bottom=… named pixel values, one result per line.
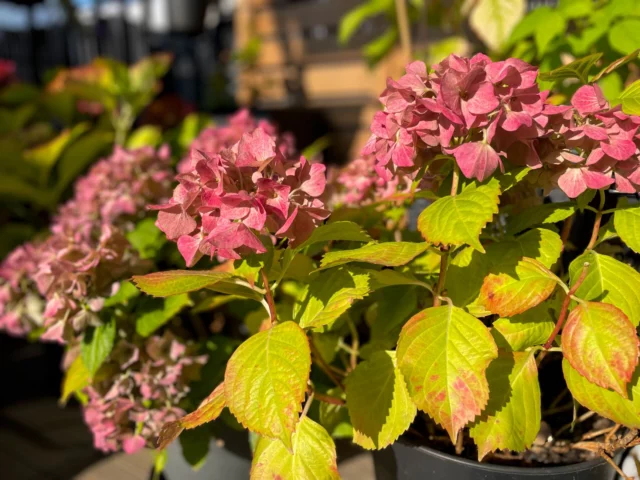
left=153, top=119, right=329, bottom=266
left=81, top=333, right=206, bottom=454
left=365, top=55, right=640, bottom=198
left=1, top=145, right=174, bottom=341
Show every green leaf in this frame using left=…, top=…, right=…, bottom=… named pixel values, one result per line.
left=562, top=302, right=639, bottom=398
left=338, top=0, right=392, bottom=44
left=534, top=11, right=565, bottom=55
left=135, top=294, right=193, bottom=337
left=538, top=53, right=602, bottom=85
left=133, top=270, right=234, bottom=297
left=24, top=123, right=89, bottom=186
left=479, top=258, right=559, bottom=317
left=557, top=0, right=593, bottom=19
left=397, top=305, right=498, bottom=442
left=0, top=174, right=53, bottom=208
left=569, top=251, right=640, bottom=327
left=592, top=50, right=640, bottom=83
left=179, top=426, right=210, bottom=470
left=507, top=202, right=575, bottom=235
left=492, top=302, right=556, bottom=351
left=617, top=78, right=640, bottom=115
left=346, top=351, right=416, bottom=450
left=609, top=19, right=640, bottom=55
left=158, top=383, right=226, bottom=450
left=298, top=221, right=372, bottom=250
left=126, top=218, right=167, bottom=260
left=251, top=417, right=339, bottom=480
left=81, top=318, right=116, bottom=378
left=563, top=360, right=640, bottom=428
left=363, top=27, right=398, bottom=67
left=319, top=242, right=429, bottom=270
left=469, top=0, right=526, bottom=52
left=418, top=183, right=500, bottom=253
left=224, top=322, right=310, bottom=448
left=60, top=356, right=90, bottom=405
left=126, top=125, right=162, bottom=148
left=296, top=267, right=372, bottom=330
left=598, top=72, right=623, bottom=106
left=103, top=281, right=140, bottom=307
left=368, top=287, right=418, bottom=353
left=470, top=351, right=540, bottom=460
left=614, top=199, right=640, bottom=253
left=54, top=130, right=114, bottom=198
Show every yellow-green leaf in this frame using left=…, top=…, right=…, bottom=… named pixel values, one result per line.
left=469, top=0, right=526, bottom=52
left=562, top=302, right=639, bottom=398
left=251, top=417, right=339, bottom=480
left=132, top=270, right=233, bottom=297
left=60, top=356, right=90, bottom=405
left=319, top=242, right=429, bottom=270
left=614, top=200, right=640, bottom=253
left=346, top=351, right=416, bottom=450
left=470, top=351, right=540, bottom=460
left=397, top=305, right=498, bottom=442
left=298, top=221, right=372, bottom=250
left=563, top=360, right=640, bottom=427
left=569, top=251, right=640, bottom=327
left=418, top=183, right=500, bottom=253
left=224, top=322, right=310, bottom=448
left=492, top=302, right=556, bottom=351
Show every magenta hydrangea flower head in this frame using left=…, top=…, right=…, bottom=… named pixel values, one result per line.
left=81, top=333, right=206, bottom=454
left=539, top=84, right=640, bottom=197
left=153, top=123, right=329, bottom=267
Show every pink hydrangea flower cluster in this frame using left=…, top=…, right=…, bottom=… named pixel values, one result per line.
left=177, top=109, right=294, bottom=174
left=364, top=54, right=640, bottom=198
left=328, top=155, right=413, bottom=207
left=153, top=125, right=329, bottom=266
left=0, top=146, right=173, bottom=341
left=539, top=84, right=640, bottom=197
left=82, top=333, right=206, bottom=454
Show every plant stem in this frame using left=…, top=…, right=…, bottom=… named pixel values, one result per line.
left=345, top=317, right=359, bottom=371
left=260, top=268, right=277, bottom=326
left=314, top=392, right=346, bottom=406
left=394, top=0, right=412, bottom=63
left=544, top=262, right=590, bottom=349
left=432, top=249, right=449, bottom=307
left=586, top=189, right=606, bottom=251
left=310, top=337, right=345, bottom=391
left=560, top=214, right=574, bottom=246
left=433, top=165, right=459, bottom=307
left=301, top=391, right=315, bottom=420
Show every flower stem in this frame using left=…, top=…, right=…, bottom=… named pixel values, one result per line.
left=314, top=392, right=346, bottom=406
left=586, top=189, right=606, bottom=251
left=543, top=262, right=590, bottom=349
left=450, top=164, right=460, bottom=197
left=310, top=337, right=345, bottom=391
left=260, top=268, right=277, bottom=326
left=433, top=165, right=459, bottom=307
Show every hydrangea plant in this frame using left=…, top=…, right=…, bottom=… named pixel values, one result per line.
left=3, top=51, right=640, bottom=478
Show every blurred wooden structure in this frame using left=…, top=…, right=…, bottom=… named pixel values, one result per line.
left=234, top=0, right=416, bottom=163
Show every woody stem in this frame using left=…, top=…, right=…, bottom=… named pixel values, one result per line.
left=260, top=268, right=277, bottom=326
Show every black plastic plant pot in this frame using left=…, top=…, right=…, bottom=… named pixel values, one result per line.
left=167, top=0, right=208, bottom=34
left=372, top=439, right=618, bottom=480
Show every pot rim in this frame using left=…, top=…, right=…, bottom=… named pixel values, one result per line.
left=395, top=437, right=611, bottom=475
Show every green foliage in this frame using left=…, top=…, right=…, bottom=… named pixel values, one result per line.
left=126, top=219, right=167, bottom=260
left=81, top=318, right=116, bottom=378
left=135, top=294, right=193, bottom=337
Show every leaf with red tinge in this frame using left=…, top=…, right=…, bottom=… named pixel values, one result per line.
left=563, top=360, right=640, bottom=428
left=396, top=306, right=498, bottom=442
left=132, top=270, right=233, bottom=297
left=157, top=382, right=226, bottom=450
left=470, top=351, right=540, bottom=460
left=479, top=257, right=559, bottom=317
left=224, top=321, right=311, bottom=449
left=562, top=302, right=639, bottom=398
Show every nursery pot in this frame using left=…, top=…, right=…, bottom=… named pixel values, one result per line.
left=167, top=0, right=209, bottom=34
left=372, top=439, right=618, bottom=480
